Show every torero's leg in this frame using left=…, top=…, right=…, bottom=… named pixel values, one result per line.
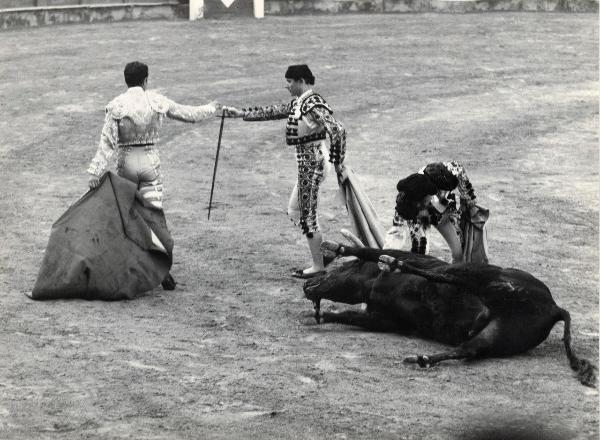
left=289, top=184, right=325, bottom=276
left=305, top=231, right=325, bottom=274
left=137, top=150, right=175, bottom=290
left=435, top=217, right=463, bottom=264
left=137, top=148, right=165, bottom=210
left=408, top=221, right=428, bottom=255
left=292, top=153, right=328, bottom=277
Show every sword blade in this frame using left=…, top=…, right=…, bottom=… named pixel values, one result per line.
left=207, top=110, right=226, bottom=220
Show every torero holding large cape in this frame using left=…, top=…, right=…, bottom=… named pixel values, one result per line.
left=29, top=172, right=173, bottom=300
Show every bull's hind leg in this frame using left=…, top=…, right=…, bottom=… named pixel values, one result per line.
left=404, top=319, right=500, bottom=368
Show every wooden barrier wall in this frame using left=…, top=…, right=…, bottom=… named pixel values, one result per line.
left=0, top=0, right=173, bottom=7
left=0, top=0, right=596, bottom=29
left=0, top=0, right=188, bottom=28
left=263, top=0, right=597, bottom=13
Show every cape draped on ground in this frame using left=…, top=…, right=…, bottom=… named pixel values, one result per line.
left=338, top=167, right=386, bottom=249
left=30, top=172, right=173, bottom=300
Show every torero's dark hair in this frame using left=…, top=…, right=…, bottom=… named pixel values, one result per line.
left=285, top=64, right=315, bottom=85
left=395, top=193, right=419, bottom=222
left=124, top=61, right=148, bottom=87
left=396, top=173, right=438, bottom=202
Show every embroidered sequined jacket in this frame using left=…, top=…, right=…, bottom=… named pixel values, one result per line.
left=241, top=90, right=346, bottom=164
left=392, top=161, right=477, bottom=227
left=87, top=87, right=217, bottom=177
left=386, top=161, right=477, bottom=253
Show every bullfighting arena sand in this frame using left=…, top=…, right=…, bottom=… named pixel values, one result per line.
left=0, top=13, right=598, bottom=439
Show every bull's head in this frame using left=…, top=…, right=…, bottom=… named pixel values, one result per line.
left=303, top=256, right=381, bottom=323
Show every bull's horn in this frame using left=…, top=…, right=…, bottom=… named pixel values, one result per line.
left=340, top=228, right=365, bottom=247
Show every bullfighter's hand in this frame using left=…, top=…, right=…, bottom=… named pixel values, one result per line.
left=88, top=174, right=100, bottom=189
left=210, top=101, right=223, bottom=113
left=222, top=106, right=245, bottom=118
left=335, top=163, right=348, bottom=183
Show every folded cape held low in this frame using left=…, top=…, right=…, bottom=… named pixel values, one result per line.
left=338, top=167, right=386, bottom=249
left=461, top=204, right=489, bottom=265
left=30, top=172, right=173, bottom=300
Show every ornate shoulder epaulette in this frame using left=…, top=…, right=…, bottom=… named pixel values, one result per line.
left=105, top=95, right=126, bottom=119
left=147, top=90, right=170, bottom=114
left=300, top=93, right=332, bottom=116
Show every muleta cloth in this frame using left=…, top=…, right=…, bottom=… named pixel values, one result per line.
left=338, top=168, right=386, bottom=249
left=461, top=204, right=490, bottom=264
left=30, top=172, right=173, bottom=300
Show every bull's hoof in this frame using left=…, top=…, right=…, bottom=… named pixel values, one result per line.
left=417, top=355, right=431, bottom=368
left=378, top=255, right=400, bottom=273
left=378, top=261, right=390, bottom=272
left=403, top=355, right=431, bottom=368
left=321, top=240, right=341, bottom=258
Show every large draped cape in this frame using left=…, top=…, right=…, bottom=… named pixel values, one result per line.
left=338, top=168, right=386, bottom=249
left=461, top=205, right=490, bottom=265
left=30, top=172, right=173, bottom=300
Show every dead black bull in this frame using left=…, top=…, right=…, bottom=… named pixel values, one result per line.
left=303, top=241, right=597, bottom=388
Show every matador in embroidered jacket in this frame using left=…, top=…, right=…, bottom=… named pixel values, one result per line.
left=241, top=90, right=346, bottom=235
left=87, top=67, right=219, bottom=210
left=86, top=61, right=221, bottom=291
left=385, top=161, right=478, bottom=264
left=225, top=64, right=346, bottom=278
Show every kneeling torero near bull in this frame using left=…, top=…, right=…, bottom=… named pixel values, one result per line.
left=302, top=240, right=597, bottom=387
left=385, top=161, right=488, bottom=265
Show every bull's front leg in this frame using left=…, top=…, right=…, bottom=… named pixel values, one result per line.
left=321, top=241, right=414, bottom=263
left=313, top=298, right=321, bottom=324
left=378, top=255, right=466, bottom=286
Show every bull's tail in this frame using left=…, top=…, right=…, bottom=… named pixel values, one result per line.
left=559, top=308, right=597, bottom=387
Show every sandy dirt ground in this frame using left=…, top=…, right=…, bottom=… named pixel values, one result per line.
left=0, top=13, right=598, bottom=440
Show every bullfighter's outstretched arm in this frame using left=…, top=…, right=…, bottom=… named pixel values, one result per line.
left=240, top=102, right=292, bottom=121
left=165, top=98, right=219, bottom=122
